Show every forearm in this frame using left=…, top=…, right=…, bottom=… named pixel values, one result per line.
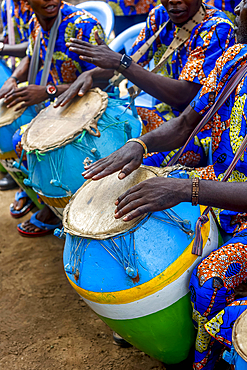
left=122, top=62, right=201, bottom=111
left=179, top=178, right=247, bottom=213
left=11, top=56, right=30, bottom=82
left=1, top=42, right=28, bottom=58
left=140, top=105, right=201, bottom=153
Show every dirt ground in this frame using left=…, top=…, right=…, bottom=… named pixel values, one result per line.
left=0, top=171, right=166, bottom=370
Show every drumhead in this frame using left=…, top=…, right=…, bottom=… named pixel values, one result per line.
left=0, top=98, right=25, bottom=127
left=63, top=166, right=160, bottom=239
left=232, top=308, right=247, bottom=362
left=22, top=88, right=108, bottom=153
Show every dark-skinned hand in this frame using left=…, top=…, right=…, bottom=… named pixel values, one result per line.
left=66, top=31, right=121, bottom=70
left=54, top=70, right=93, bottom=107
left=4, top=84, right=47, bottom=110
left=0, top=78, right=17, bottom=100
left=114, top=177, right=189, bottom=221
left=82, top=142, right=144, bottom=180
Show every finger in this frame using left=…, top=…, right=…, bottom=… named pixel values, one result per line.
left=83, top=157, right=107, bottom=171
left=116, top=204, right=149, bottom=221
left=68, top=46, right=86, bottom=55
left=69, top=38, right=91, bottom=47
left=116, top=185, right=141, bottom=207
left=78, top=81, right=92, bottom=97
left=14, top=102, right=27, bottom=111
left=6, top=96, right=26, bottom=108
left=79, top=55, right=97, bottom=65
left=4, top=88, right=19, bottom=99
left=123, top=207, right=149, bottom=221
left=118, top=160, right=141, bottom=180
left=95, top=30, right=105, bottom=45
left=4, top=89, right=27, bottom=103
left=83, top=157, right=121, bottom=180
left=54, top=90, right=76, bottom=107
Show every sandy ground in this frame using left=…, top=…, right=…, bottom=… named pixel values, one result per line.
left=0, top=2, right=165, bottom=368
left=0, top=172, right=166, bottom=370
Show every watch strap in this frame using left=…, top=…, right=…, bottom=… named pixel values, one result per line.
left=117, top=54, right=132, bottom=73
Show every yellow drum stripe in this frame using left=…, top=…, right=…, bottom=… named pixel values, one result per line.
left=66, top=207, right=211, bottom=305
left=38, top=193, right=71, bottom=207
left=0, top=150, right=17, bottom=159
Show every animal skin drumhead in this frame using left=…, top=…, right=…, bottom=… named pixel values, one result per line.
left=232, top=309, right=247, bottom=362
left=22, top=88, right=108, bottom=153
left=0, top=98, right=25, bottom=127
left=63, top=166, right=159, bottom=239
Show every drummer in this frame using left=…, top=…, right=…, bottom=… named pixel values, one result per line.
left=55, top=0, right=235, bottom=168
left=0, top=0, right=33, bottom=60
left=78, top=0, right=247, bottom=368
left=0, top=0, right=105, bottom=236
left=0, top=0, right=33, bottom=191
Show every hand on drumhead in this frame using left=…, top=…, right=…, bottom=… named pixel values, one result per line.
left=54, top=71, right=93, bottom=107
left=114, top=177, right=189, bottom=221
left=3, top=85, right=47, bottom=110
left=82, top=142, right=144, bottom=180
left=66, top=31, right=122, bottom=70
left=0, top=78, right=17, bottom=100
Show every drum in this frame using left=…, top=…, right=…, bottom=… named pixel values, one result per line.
left=232, top=309, right=247, bottom=369
left=0, top=59, right=12, bottom=88
left=21, top=88, right=142, bottom=215
left=0, top=98, right=37, bottom=159
left=61, top=165, right=220, bottom=364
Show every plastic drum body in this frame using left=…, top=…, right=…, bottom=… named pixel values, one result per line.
left=22, top=89, right=142, bottom=215
left=61, top=166, right=220, bottom=364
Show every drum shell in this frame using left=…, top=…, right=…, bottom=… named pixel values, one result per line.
left=0, top=105, right=36, bottom=158
left=63, top=203, right=220, bottom=364
left=27, top=103, right=142, bottom=204
left=0, top=60, right=12, bottom=88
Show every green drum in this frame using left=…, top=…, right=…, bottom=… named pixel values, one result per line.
left=61, top=166, right=220, bottom=364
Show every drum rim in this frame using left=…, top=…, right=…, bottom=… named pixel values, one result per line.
left=63, top=164, right=194, bottom=239
left=0, top=97, right=26, bottom=127
left=63, top=166, right=161, bottom=239
left=232, top=309, right=247, bottom=362
left=22, top=88, right=108, bottom=153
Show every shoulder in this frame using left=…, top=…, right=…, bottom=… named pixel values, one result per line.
left=200, top=4, right=234, bottom=29
left=218, top=44, right=247, bottom=72
left=60, top=1, right=99, bottom=25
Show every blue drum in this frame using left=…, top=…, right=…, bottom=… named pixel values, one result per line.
left=0, top=99, right=37, bottom=159
left=21, top=88, right=142, bottom=212
left=0, top=59, right=11, bottom=88
left=60, top=166, right=220, bottom=365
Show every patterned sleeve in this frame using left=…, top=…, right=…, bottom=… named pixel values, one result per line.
left=204, top=298, right=247, bottom=349
left=191, top=44, right=247, bottom=116
left=1, top=0, right=8, bottom=38
left=179, top=17, right=235, bottom=86
left=65, top=13, right=106, bottom=74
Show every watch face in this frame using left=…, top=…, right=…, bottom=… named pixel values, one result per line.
left=47, top=85, right=57, bottom=95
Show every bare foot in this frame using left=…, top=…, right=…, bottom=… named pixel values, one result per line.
left=20, top=205, right=61, bottom=233
left=12, top=188, right=28, bottom=211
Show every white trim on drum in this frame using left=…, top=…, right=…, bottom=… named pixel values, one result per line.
left=80, top=213, right=219, bottom=320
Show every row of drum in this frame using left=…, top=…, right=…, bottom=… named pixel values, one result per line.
left=0, top=59, right=246, bottom=367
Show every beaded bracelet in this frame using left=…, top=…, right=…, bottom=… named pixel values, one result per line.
left=126, top=138, right=148, bottom=155
left=192, top=177, right=200, bottom=206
